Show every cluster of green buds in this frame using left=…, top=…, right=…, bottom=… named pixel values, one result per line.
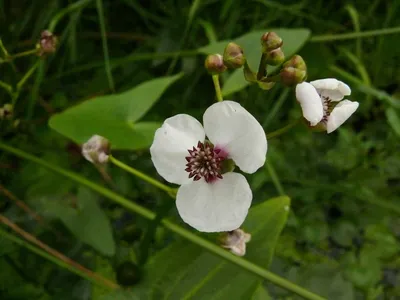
left=204, top=31, right=307, bottom=91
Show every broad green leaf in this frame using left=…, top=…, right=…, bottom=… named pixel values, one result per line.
left=124, top=196, right=290, bottom=299
left=92, top=256, right=117, bottom=300
left=39, top=188, right=115, bottom=256
left=49, top=74, right=182, bottom=150
left=199, top=29, right=311, bottom=95
left=386, top=107, right=400, bottom=137
left=251, top=284, right=272, bottom=300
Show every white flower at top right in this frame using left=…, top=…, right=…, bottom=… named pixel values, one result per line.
left=295, top=78, right=359, bottom=133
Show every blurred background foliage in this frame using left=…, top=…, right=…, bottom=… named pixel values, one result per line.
left=0, top=0, right=400, bottom=299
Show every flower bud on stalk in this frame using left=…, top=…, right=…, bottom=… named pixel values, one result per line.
left=205, top=54, right=227, bottom=75
left=37, top=30, right=58, bottom=56
left=223, top=42, right=245, bottom=69
left=280, top=55, right=307, bottom=86
left=81, top=135, right=110, bottom=165
left=219, top=228, right=251, bottom=256
left=265, top=48, right=285, bottom=66
left=261, top=32, right=283, bottom=53
left=0, top=103, right=13, bottom=120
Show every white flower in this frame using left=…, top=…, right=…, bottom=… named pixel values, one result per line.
left=150, top=101, right=267, bottom=232
left=295, top=78, right=359, bottom=133
left=220, top=228, right=251, bottom=256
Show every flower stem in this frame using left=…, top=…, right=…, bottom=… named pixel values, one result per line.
left=310, top=26, right=400, bottom=42
left=48, top=0, right=93, bottom=32
left=0, top=142, right=325, bottom=300
left=0, top=225, right=119, bottom=290
left=212, top=75, right=223, bottom=102
left=266, top=119, right=300, bottom=139
left=0, top=48, right=38, bottom=64
left=257, top=53, right=268, bottom=80
left=109, top=155, right=175, bottom=195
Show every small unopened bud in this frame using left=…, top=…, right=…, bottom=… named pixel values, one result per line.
left=266, top=48, right=285, bottom=66
left=205, top=54, right=227, bottom=75
left=219, top=228, right=251, bottom=257
left=283, top=55, right=306, bottom=71
left=280, top=67, right=307, bottom=86
left=223, top=42, right=245, bottom=69
left=38, top=30, right=57, bottom=56
left=82, top=135, right=110, bottom=164
left=261, top=32, right=283, bottom=53
left=0, top=103, right=13, bottom=120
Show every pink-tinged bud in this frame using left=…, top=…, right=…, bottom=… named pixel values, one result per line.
left=261, top=32, right=283, bottom=53
left=82, top=135, right=110, bottom=165
left=223, top=42, right=245, bottom=69
left=205, top=54, right=227, bottom=75
left=283, top=55, right=306, bottom=71
left=280, top=67, right=307, bottom=86
left=265, top=48, right=285, bottom=66
left=38, top=30, right=57, bottom=56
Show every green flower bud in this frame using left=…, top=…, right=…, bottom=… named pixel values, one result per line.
left=265, top=48, right=285, bottom=66
left=280, top=67, right=307, bottom=86
left=205, top=54, right=227, bottom=75
left=81, top=135, right=111, bottom=164
left=223, top=42, right=245, bottom=69
left=0, top=103, right=13, bottom=120
left=261, top=32, right=283, bottom=53
left=283, top=55, right=306, bottom=71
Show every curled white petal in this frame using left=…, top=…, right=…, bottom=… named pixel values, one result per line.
left=203, top=101, right=267, bottom=174
left=150, top=114, right=205, bottom=185
left=327, top=100, right=359, bottom=133
left=176, top=172, right=252, bottom=232
left=310, top=78, right=351, bottom=101
left=295, top=82, right=323, bottom=126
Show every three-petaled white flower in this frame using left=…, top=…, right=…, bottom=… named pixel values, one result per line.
left=150, top=101, right=267, bottom=232
left=295, top=78, right=359, bottom=133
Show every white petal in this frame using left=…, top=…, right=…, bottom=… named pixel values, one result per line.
left=295, top=82, right=324, bottom=126
left=326, top=100, right=359, bottom=133
left=203, top=101, right=267, bottom=174
left=176, top=172, right=252, bottom=232
left=150, top=114, right=205, bottom=185
left=310, top=78, right=351, bottom=101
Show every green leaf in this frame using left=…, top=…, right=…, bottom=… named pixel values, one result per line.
left=251, top=284, right=272, bottom=300
left=199, top=29, right=311, bottom=95
left=40, top=188, right=116, bottom=256
left=386, top=107, right=400, bottom=137
left=128, top=196, right=290, bottom=299
left=49, top=74, right=182, bottom=150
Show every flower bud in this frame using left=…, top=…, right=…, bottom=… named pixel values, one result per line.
left=38, top=30, right=57, bottom=56
left=205, top=54, right=227, bottom=75
left=265, top=48, right=285, bottom=66
left=283, top=55, right=306, bottom=71
left=81, top=135, right=110, bottom=164
left=280, top=67, right=307, bottom=86
left=261, top=32, right=283, bottom=53
left=219, top=228, right=251, bottom=256
left=0, top=103, right=13, bottom=120
left=223, top=42, right=245, bottom=69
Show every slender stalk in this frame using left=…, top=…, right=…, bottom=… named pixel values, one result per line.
left=266, top=119, right=300, bottom=139
left=265, top=161, right=285, bottom=196
left=12, top=61, right=40, bottom=106
left=95, top=0, right=115, bottom=91
left=257, top=53, right=268, bottom=80
left=109, top=156, right=174, bottom=195
left=0, top=216, right=119, bottom=289
left=0, top=80, right=12, bottom=95
left=212, top=75, right=223, bottom=102
left=0, top=142, right=325, bottom=300
left=0, top=48, right=38, bottom=64
left=310, top=26, right=400, bottom=42
left=48, top=0, right=93, bottom=32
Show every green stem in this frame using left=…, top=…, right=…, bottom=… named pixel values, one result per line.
left=0, top=228, right=118, bottom=289
left=109, top=155, right=174, bottom=195
left=266, top=119, right=300, bottom=139
left=0, top=142, right=325, bottom=300
left=12, top=61, right=40, bottom=106
left=310, top=26, right=400, bottom=42
left=0, top=48, right=38, bottom=64
left=95, top=0, right=115, bottom=91
left=0, top=80, right=12, bottom=96
left=265, top=161, right=285, bottom=196
left=212, top=75, right=223, bottom=102
left=257, top=53, right=268, bottom=80
left=48, top=0, right=93, bottom=32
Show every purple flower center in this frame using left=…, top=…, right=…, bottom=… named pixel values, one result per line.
left=185, top=141, right=226, bottom=183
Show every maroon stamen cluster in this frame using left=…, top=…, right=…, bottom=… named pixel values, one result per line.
left=321, top=96, right=332, bottom=123
left=185, top=141, right=224, bottom=183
